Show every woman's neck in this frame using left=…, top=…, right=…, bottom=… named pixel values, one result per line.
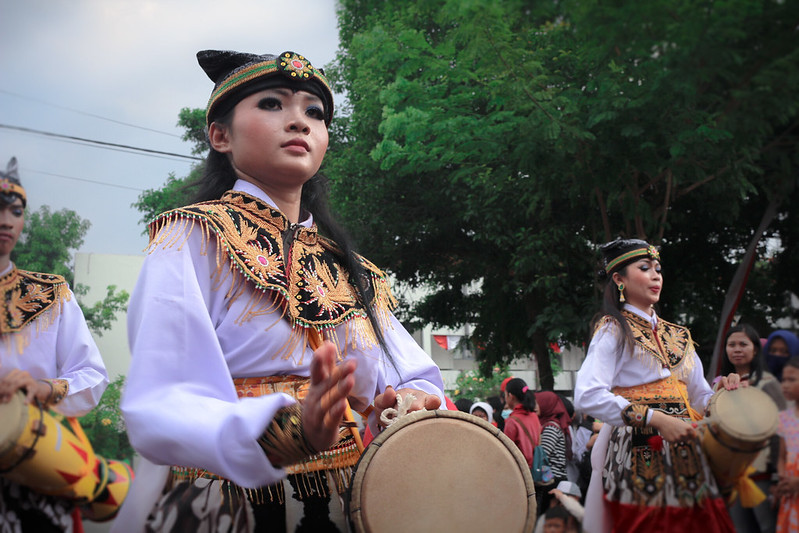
left=235, top=175, right=303, bottom=223
left=627, top=302, right=654, bottom=316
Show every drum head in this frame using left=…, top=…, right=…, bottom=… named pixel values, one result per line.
left=711, top=387, right=778, bottom=441
left=0, top=392, right=28, bottom=459
left=348, top=409, right=536, bottom=533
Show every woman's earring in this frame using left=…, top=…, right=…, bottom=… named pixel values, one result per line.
left=618, top=283, right=625, bottom=303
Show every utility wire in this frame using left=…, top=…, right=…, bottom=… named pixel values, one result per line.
left=0, top=124, right=203, bottom=162
left=26, top=168, right=146, bottom=192
left=0, top=89, right=182, bottom=138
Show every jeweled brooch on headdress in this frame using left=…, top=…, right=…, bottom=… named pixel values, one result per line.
left=647, top=245, right=660, bottom=261
left=278, top=52, right=315, bottom=81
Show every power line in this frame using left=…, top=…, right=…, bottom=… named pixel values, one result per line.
left=0, top=123, right=203, bottom=162
left=0, top=89, right=182, bottom=138
left=26, top=168, right=146, bottom=192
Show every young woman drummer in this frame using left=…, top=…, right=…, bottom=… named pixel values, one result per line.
left=0, top=157, right=109, bottom=531
left=116, top=50, right=444, bottom=532
left=574, top=238, right=740, bottom=533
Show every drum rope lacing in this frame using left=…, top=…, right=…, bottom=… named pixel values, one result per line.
left=379, top=393, right=426, bottom=427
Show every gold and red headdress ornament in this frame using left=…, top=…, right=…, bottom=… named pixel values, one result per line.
left=0, top=157, right=26, bottom=207
left=600, top=238, right=660, bottom=276
left=198, top=50, right=334, bottom=126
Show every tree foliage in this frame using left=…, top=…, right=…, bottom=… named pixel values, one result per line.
left=13, top=206, right=90, bottom=284
left=11, top=206, right=129, bottom=336
left=329, top=0, right=799, bottom=387
left=131, top=108, right=207, bottom=229
left=78, top=375, right=135, bottom=463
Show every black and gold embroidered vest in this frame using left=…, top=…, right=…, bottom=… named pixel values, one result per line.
left=0, top=267, right=70, bottom=351
left=148, top=191, right=397, bottom=359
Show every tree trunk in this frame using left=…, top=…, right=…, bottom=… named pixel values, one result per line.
left=533, top=330, right=554, bottom=390
left=705, top=195, right=782, bottom=382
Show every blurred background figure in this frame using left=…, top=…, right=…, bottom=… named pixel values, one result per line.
left=503, top=378, right=541, bottom=471
left=717, top=323, right=785, bottom=533
left=535, top=481, right=584, bottom=533
left=454, top=398, right=474, bottom=413
left=536, top=391, right=573, bottom=515
left=765, top=331, right=799, bottom=382
left=776, top=357, right=799, bottom=533
left=486, top=395, right=505, bottom=431
left=469, top=401, right=495, bottom=426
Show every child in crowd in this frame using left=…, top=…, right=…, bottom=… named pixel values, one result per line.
left=469, top=401, right=495, bottom=426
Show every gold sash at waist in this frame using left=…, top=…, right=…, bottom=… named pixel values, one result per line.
left=613, top=374, right=702, bottom=422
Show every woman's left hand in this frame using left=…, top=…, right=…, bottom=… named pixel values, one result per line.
left=0, top=369, right=52, bottom=405
left=718, top=373, right=746, bottom=390
left=373, top=386, right=442, bottom=427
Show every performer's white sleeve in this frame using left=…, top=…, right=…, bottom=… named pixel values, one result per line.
left=352, top=314, right=446, bottom=435
left=122, top=243, right=289, bottom=489
left=684, top=348, right=714, bottom=412
left=53, top=294, right=109, bottom=416
left=574, top=323, right=631, bottom=427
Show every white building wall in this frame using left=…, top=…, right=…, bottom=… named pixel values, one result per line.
left=73, top=253, right=144, bottom=380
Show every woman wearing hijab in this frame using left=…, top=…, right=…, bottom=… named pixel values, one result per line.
left=536, top=391, right=572, bottom=515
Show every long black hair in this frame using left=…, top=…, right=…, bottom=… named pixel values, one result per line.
left=589, top=264, right=637, bottom=353
left=189, top=108, right=393, bottom=360
left=720, top=323, right=765, bottom=386
left=505, top=378, right=537, bottom=413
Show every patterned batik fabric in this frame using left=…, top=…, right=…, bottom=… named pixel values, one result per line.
left=0, top=478, right=74, bottom=533
left=147, top=190, right=397, bottom=362
left=0, top=268, right=70, bottom=352
left=605, top=376, right=734, bottom=532
left=145, top=477, right=256, bottom=533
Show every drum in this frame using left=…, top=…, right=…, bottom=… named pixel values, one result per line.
left=0, top=391, right=133, bottom=520
left=701, top=386, right=778, bottom=496
left=80, top=457, right=135, bottom=521
left=0, top=391, right=100, bottom=501
left=348, top=409, right=536, bottom=533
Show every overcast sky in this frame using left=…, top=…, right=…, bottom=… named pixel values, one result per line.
left=0, top=0, right=340, bottom=256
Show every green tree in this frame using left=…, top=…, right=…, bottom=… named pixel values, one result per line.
left=329, top=0, right=799, bottom=387
left=12, top=206, right=129, bottom=336
left=13, top=205, right=89, bottom=283
left=131, top=107, right=207, bottom=228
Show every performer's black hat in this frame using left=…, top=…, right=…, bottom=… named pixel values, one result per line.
left=0, top=157, right=26, bottom=207
left=599, top=238, right=659, bottom=276
left=198, top=50, right=334, bottom=126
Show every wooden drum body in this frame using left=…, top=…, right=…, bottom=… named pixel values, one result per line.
left=701, top=386, right=778, bottom=495
left=0, top=391, right=99, bottom=500
left=0, top=391, right=133, bottom=521
left=348, top=409, right=536, bottom=533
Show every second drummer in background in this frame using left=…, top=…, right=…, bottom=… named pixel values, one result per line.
left=0, top=157, right=109, bottom=532
left=574, top=238, right=740, bottom=533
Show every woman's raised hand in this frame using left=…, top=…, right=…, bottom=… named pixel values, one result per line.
left=302, top=341, right=356, bottom=452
